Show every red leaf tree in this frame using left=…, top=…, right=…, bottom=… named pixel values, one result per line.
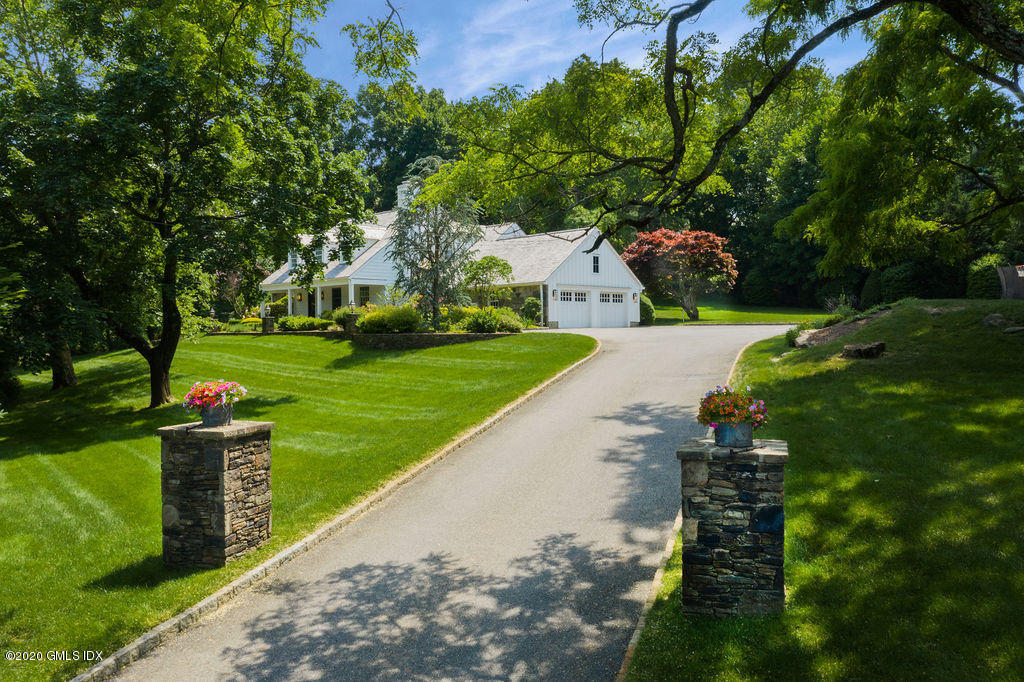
left=623, top=229, right=738, bottom=321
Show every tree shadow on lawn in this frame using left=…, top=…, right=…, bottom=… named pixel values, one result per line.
left=0, top=356, right=297, bottom=461
left=632, top=355, right=1024, bottom=679
left=215, top=534, right=644, bottom=681
left=84, top=555, right=207, bottom=590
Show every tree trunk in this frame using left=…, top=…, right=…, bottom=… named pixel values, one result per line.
left=146, top=350, right=172, bottom=409
left=49, top=342, right=78, bottom=390
left=683, top=304, right=700, bottom=321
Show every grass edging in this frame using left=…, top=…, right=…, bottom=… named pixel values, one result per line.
left=72, top=335, right=602, bottom=682
left=614, top=334, right=763, bottom=681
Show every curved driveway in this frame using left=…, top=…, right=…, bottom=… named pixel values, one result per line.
left=119, top=325, right=788, bottom=681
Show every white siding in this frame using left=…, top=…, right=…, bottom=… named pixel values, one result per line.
left=350, top=241, right=400, bottom=283
left=546, top=232, right=642, bottom=327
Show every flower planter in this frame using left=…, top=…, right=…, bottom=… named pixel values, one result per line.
left=714, top=421, right=754, bottom=448
left=200, top=404, right=234, bottom=427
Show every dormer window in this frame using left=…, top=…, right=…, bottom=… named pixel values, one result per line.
left=314, top=246, right=324, bottom=263
left=288, top=252, right=298, bottom=269
left=593, top=255, right=600, bottom=273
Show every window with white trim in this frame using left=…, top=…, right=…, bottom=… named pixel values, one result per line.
left=600, top=293, right=610, bottom=303
left=612, top=293, right=623, bottom=304
left=560, top=290, right=572, bottom=302
left=574, top=291, right=587, bottom=303
left=359, top=286, right=371, bottom=306
left=288, top=252, right=299, bottom=269
left=593, top=255, right=600, bottom=273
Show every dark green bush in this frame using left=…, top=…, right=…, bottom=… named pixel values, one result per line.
left=356, top=305, right=424, bottom=333
left=860, top=270, right=883, bottom=308
left=277, top=315, right=331, bottom=331
left=966, top=254, right=1007, bottom=299
left=880, top=263, right=919, bottom=303
left=267, top=299, right=287, bottom=318
left=520, top=297, right=542, bottom=323
left=454, top=307, right=524, bottom=333
left=639, top=294, right=656, bottom=326
left=739, top=267, right=778, bottom=306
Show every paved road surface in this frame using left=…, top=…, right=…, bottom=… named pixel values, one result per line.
left=120, top=325, right=788, bottom=681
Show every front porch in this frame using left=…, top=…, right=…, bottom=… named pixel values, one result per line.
left=261, top=280, right=389, bottom=318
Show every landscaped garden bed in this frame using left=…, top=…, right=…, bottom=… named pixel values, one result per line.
left=0, top=333, right=595, bottom=681
left=625, top=300, right=1024, bottom=680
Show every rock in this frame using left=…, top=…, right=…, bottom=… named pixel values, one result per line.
left=840, top=341, right=886, bottom=359
left=983, top=313, right=1009, bottom=327
left=1004, top=326, right=1024, bottom=334
left=794, top=329, right=816, bottom=348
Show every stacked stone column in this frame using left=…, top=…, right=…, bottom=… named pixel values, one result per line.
left=676, top=437, right=788, bottom=616
left=159, top=421, right=274, bottom=567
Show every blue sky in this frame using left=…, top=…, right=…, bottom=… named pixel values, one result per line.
left=302, top=0, right=872, bottom=100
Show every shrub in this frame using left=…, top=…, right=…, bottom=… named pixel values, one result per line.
left=520, top=297, right=542, bottom=323
left=966, top=254, right=1007, bottom=299
left=277, top=315, right=331, bottom=331
left=267, top=299, right=287, bottom=317
left=880, top=263, right=919, bottom=303
left=860, top=270, right=883, bottom=308
left=356, top=305, right=423, bottom=333
left=785, top=319, right=817, bottom=347
left=740, top=267, right=778, bottom=306
left=241, top=317, right=261, bottom=324
left=439, top=305, right=479, bottom=328
left=639, top=294, right=656, bottom=326
left=454, top=307, right=524, bottom=333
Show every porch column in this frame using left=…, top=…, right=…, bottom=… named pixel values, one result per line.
left=539, top=284, right=546, bottom=325
left=287, top=289, right=293, bottom=315
left=348, top=280, right=355, bottom=307
left=315, top=286, right=323, bottom=317
left=259, top=300, right=267, bottom=318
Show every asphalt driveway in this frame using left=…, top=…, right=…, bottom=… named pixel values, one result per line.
left=118, top=325, right=788, bottom=681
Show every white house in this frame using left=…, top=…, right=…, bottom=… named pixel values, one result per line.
left=260, top=212, right=644, bottom=328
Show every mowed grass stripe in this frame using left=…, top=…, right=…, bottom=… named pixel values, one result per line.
left=1, top=332, right=595, bottom=680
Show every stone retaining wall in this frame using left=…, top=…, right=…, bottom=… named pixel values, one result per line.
left=676, top=437, right=788, bottom=616
left=159, top=421, right=274, bottom=567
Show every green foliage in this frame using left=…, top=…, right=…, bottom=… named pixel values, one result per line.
left=966, top=254, right=1008, bottom=299
left=860, top=270, right=884, bottom=308
left=520, top=297, right=542, bottom=323
left=343, top=85, right=461, bottom=209
left=639, top=294, right=656, bottom=326
left=0, top=0, right=375, bottom=406
left=785, top=319, right=817, bottom=347
left=454, top=307, right=524, bottom=334
left=880, top=264, right=919, bottom=303
left=739, top=268, right=779, bottom=307
left=463, top=255, right=514, bottom=307
left=356, top=305, right=424, bottom=334
left=387, top=157, right=481, bottom=329
left=276, top=316, right=332, bottom=331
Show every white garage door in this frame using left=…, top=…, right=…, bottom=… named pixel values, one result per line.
left=557, top=290, right=591, bottom=328
left=596, top=291, right=628, bottom=327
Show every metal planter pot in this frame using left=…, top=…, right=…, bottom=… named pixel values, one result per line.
left=200, top=404, right=234, bottom=427
left=714, top=421, right=754, bottom=448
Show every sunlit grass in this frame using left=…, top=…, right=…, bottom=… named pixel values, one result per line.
left=0, top=333, right=595, bottom=680
left=628, top=299, right=1024, bottom=680
left=652, top=298, right=828, bottom=325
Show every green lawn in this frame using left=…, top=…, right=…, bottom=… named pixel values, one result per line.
left=653, top=299, right=828, bottom=325
left=0, top=333, right=595, bottom=681
left=628, top=300, right=1024, bottom=680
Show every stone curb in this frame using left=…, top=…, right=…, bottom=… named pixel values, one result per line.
left=615, top=510, right=682, bottom=682
left=72, top=336, right=603, bottom=682
left=614, top=335, right=764, bottom=681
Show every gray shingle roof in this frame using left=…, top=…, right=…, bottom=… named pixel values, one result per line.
left=263, top=212, right=590, bottom=288
left=471, top=228, right=591, bottom=284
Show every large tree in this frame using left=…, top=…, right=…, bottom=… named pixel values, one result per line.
left=623, top=228, right=737, bottom=320
left=387, top=157, right=482, bottom=329
left=0, top=0, right=373, bottom=407
left=380, top=0, right=1024, bottom=260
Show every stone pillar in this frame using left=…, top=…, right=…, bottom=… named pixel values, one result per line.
left=159, top=421, right=274, bottom=567
left=261, top=316, right=275, bottom=334
left=676, top=437, right=787, bottom=616
left=343, top=312, right=360, bottom=333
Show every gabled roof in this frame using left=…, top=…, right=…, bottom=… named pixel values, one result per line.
left=471, top=227, right=591, bottom=284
